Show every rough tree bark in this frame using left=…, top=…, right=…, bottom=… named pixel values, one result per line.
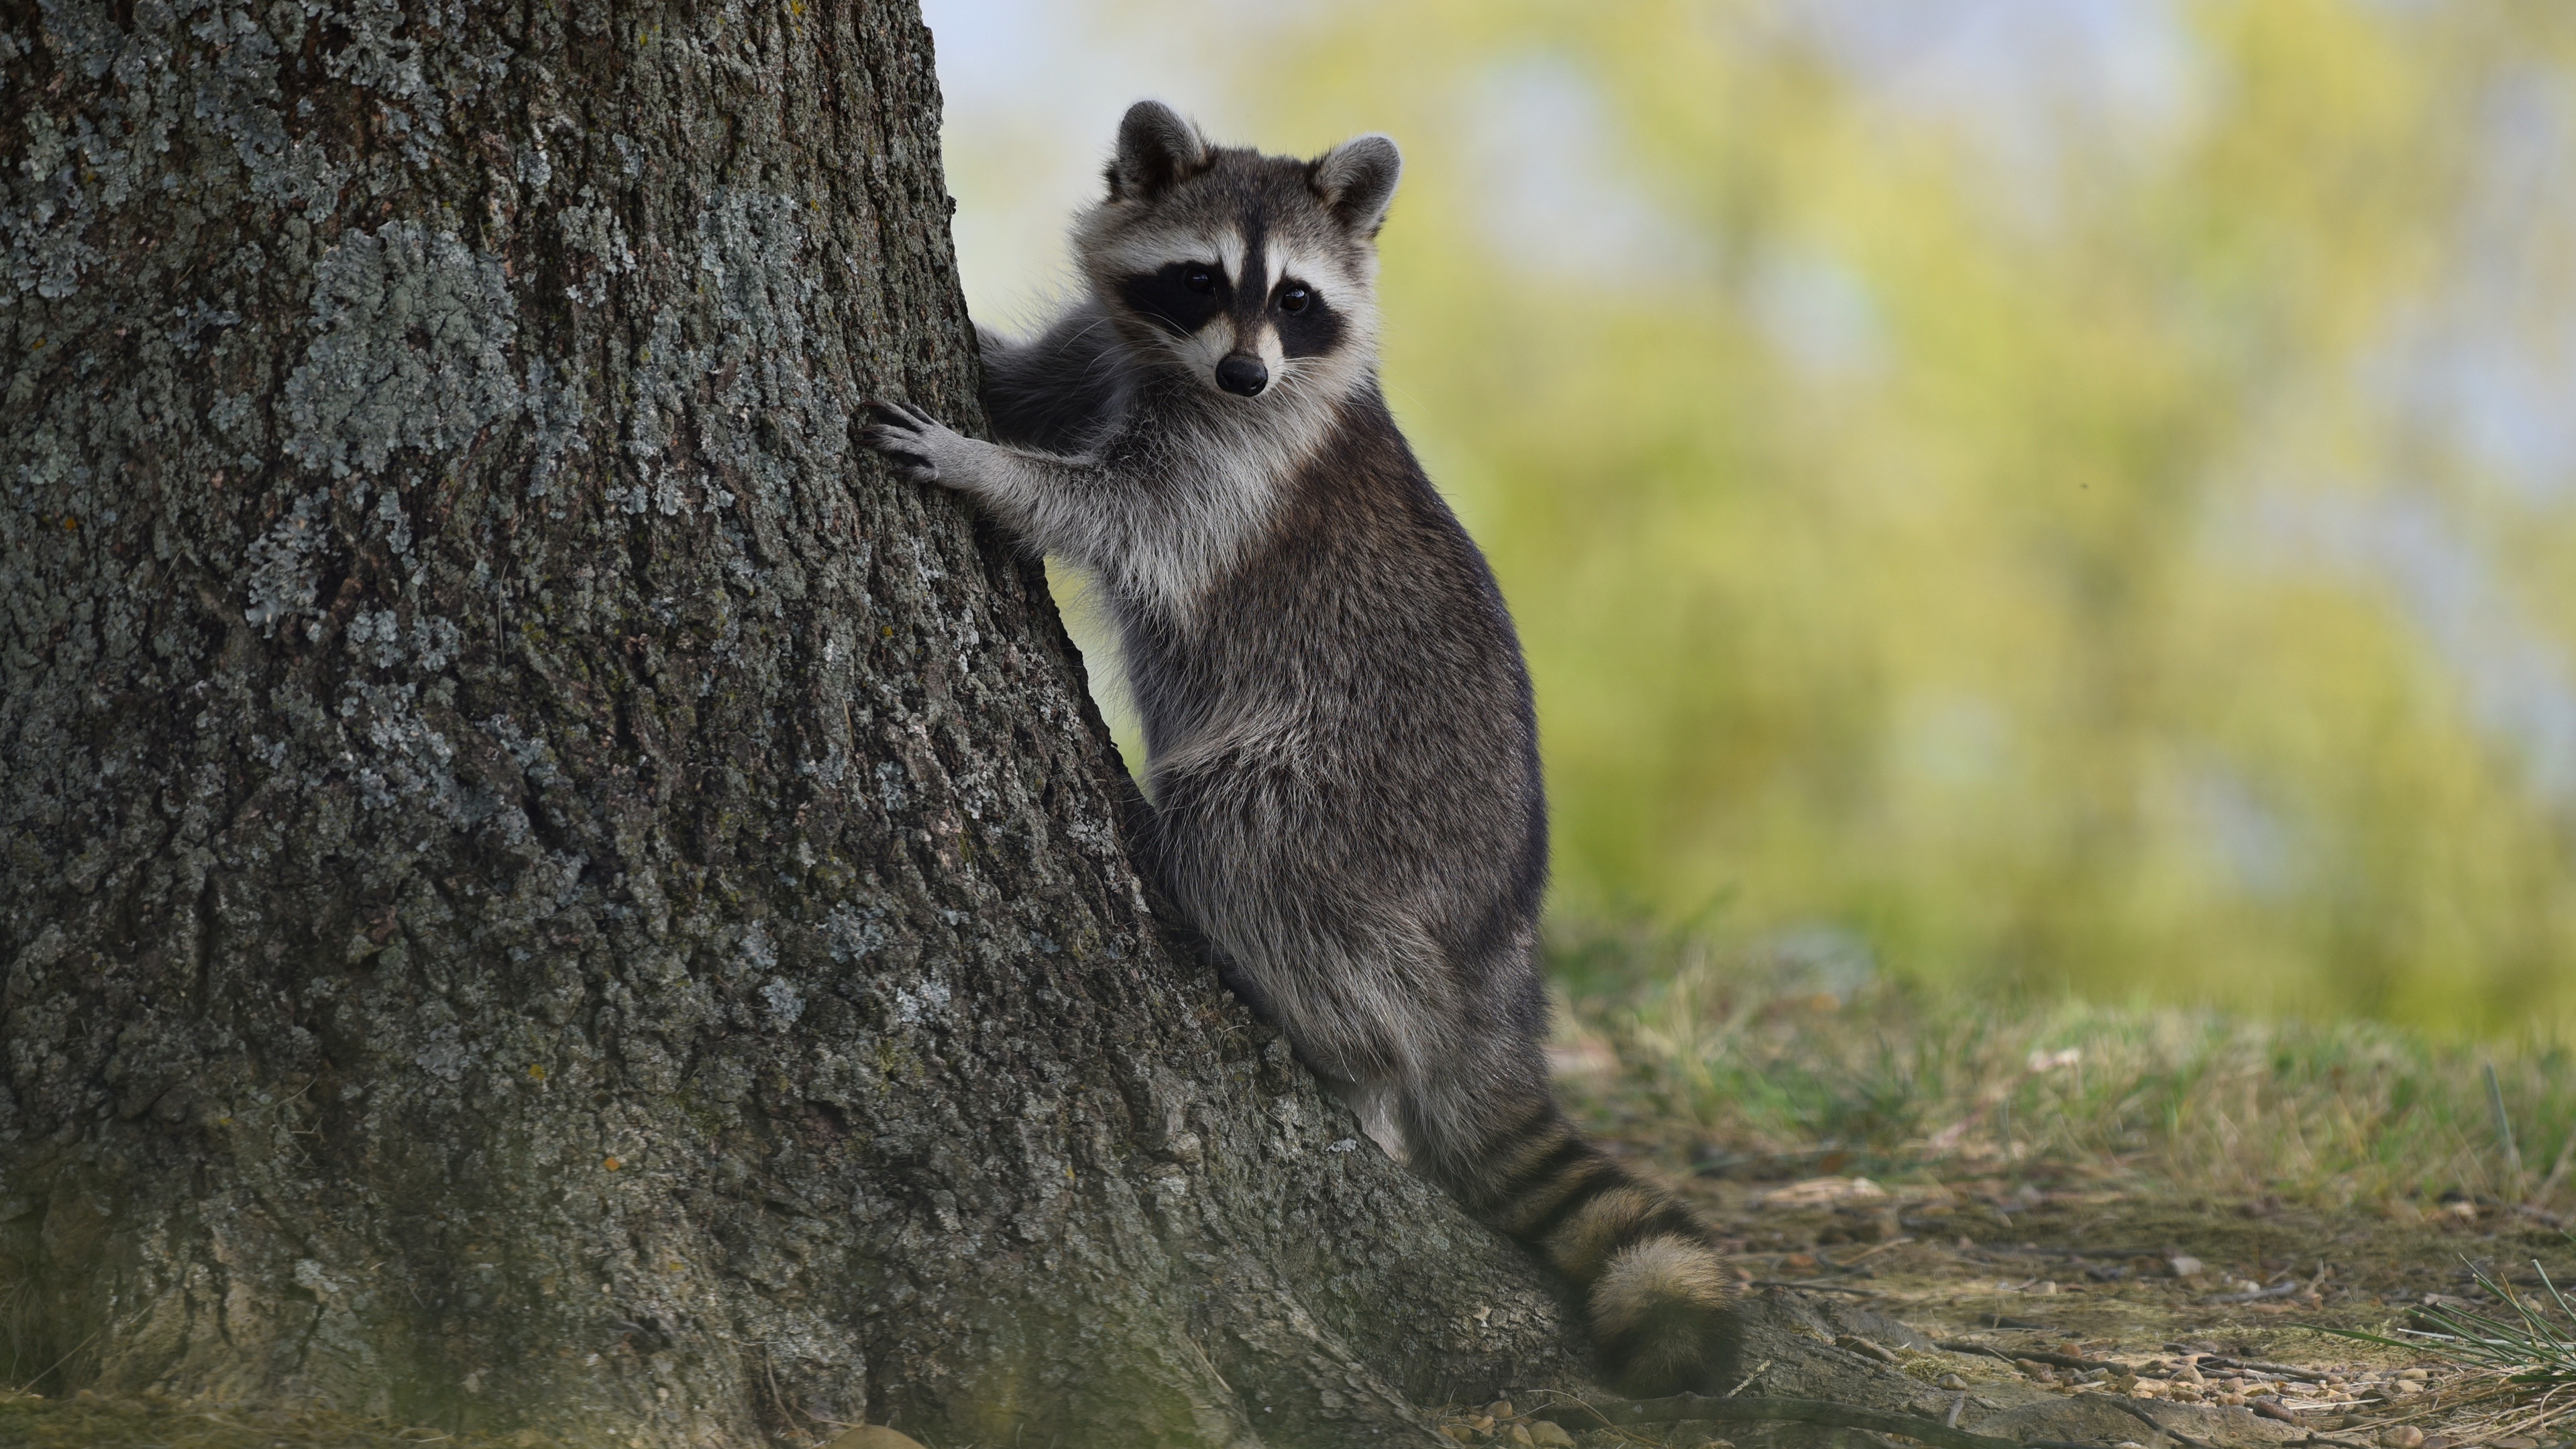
left=0, top=0, right=1590, bottom=1445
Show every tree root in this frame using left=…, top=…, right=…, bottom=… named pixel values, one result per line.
left=1532, top=1394, right=2025, bottom=1449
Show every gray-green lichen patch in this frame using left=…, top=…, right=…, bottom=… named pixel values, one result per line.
left=242, top=488, right=328, bottom=633
left=627, top=189, right=852, bottom=527
left=281, top=221, right=521, bottom=477
left=345, top=608, right=460, bottom=672
left=2, top=104, right=105, bottom=300
left=521, top=357, right=589, bottom=496
left=555, top=196, right=635, bottom=307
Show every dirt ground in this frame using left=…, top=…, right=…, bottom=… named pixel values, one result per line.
left=1446, top=1171, right=2576, bottom=1449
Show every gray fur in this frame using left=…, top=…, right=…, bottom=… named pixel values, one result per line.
left=864, top=100, right=1740, bottom=1395
left=1106, top=99, right=1210, bottom=203
left=1314, top=133, right=1403, bottom=237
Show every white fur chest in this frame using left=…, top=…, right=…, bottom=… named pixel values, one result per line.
left=1097, top=395, right=1333, bottom=618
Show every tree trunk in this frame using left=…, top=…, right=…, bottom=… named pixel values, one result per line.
left=0, top=1, right=1586, bottom=1445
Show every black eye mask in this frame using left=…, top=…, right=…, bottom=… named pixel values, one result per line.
left=1120, top=260, right=1230, bottom=337
left=1272, top=279, right=1344, bottom=359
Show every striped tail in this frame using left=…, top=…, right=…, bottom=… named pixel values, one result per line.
left=1462, top=1104, right=1743, bottom=1397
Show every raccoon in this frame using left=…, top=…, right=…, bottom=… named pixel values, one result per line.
left=863, top=100, right=1741, bottom=1397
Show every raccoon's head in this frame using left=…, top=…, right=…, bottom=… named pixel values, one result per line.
left=1075, top=101, right=1401, bottom=405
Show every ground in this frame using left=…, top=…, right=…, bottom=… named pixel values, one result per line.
left=5, top=954, right=2567, bottom=1449
left=1410, top=934, right=2576, bottom=1449
left=8, top=1162, right=2563, bottom=1449
left=1424, top=1171, right=2571, bottom=1449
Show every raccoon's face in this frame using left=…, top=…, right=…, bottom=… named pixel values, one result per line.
left=1116, top=250, right=1329, bottom=399
left=1077, top=102, right=1402, bottom=405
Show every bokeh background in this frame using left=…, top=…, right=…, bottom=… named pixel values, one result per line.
left=919, top=0, right=2576, bottom=1035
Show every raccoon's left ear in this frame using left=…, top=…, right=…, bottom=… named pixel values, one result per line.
left=1314, top=133, right=1402, bottom=238
left=1108, top=100, right=1210, bottom=202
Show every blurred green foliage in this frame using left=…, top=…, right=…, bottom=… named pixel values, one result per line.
left=985, top=2, right=2576, bottom=1030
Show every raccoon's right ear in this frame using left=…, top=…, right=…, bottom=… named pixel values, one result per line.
left=1106, top=101, right=1210, bottom=202
left=1314, top=133, right=1403, bottom=237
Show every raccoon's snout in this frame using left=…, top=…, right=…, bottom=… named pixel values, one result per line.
left=1216, top=354, right=1269, bottom=397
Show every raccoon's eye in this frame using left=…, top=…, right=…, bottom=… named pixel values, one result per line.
left=1277, top=286, right=1311, bottom=314
left=1183, top=265, right=1216, bottom=294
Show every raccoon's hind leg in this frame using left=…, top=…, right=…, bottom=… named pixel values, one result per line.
left=1410, top=1069, right=1743, bottom=1398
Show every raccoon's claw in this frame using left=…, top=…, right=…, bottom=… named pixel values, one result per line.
left=861, top=400, right=952, bottom=484
left=867, top=400, right=940, bottom=432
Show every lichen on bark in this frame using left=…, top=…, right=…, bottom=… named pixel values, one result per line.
left=0, top=1, right=1587, bottom=1444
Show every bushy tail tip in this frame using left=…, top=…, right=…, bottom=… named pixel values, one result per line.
left=1589, top=1232, right=1744, bottom=1397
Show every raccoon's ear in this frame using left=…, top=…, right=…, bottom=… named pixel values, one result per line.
left=1314, top=133, right=1403, bottom=237
left=1106, top=101, right=1209, bottom=202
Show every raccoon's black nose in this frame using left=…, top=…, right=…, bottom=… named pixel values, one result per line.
left=1216, top=354, right=1269, bottom=397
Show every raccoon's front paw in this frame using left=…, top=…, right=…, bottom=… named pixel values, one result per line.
left=862, top=401, right=969, bottom=486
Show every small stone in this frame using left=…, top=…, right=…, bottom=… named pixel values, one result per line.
left=2420, top=1436, right=2455, bottom=1449
left=1526, top=1423, right=1575, bottom=1449
left=2381, top=1430, right=2424, bottom=1449
left=2168, top=1256, right=2205, bottom=1278
left=2493, top=1438, right=2538, bottom=1449
left=2252, top=1400, right=2298, bottom=1424
left=1505, top=1426, right=1535, bottom=1447
left=1487, top=1400, right=1514, bottom=1419
left=1440, top=1428, right=1474, bottom=1444
left=1939, top=1375, right=1969, bottom=1391
left=1757, top=1176, right=1889, bottom=1208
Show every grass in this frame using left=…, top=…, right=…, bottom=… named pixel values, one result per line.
left=2328, top=1256, right=2576, bottom=1381
left=2306, top=1253, right=2576, bottom=1440
left=2302, top=1270, right=2576, bottom=1449
left=1547, top=918, right=2576, bottom=1212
